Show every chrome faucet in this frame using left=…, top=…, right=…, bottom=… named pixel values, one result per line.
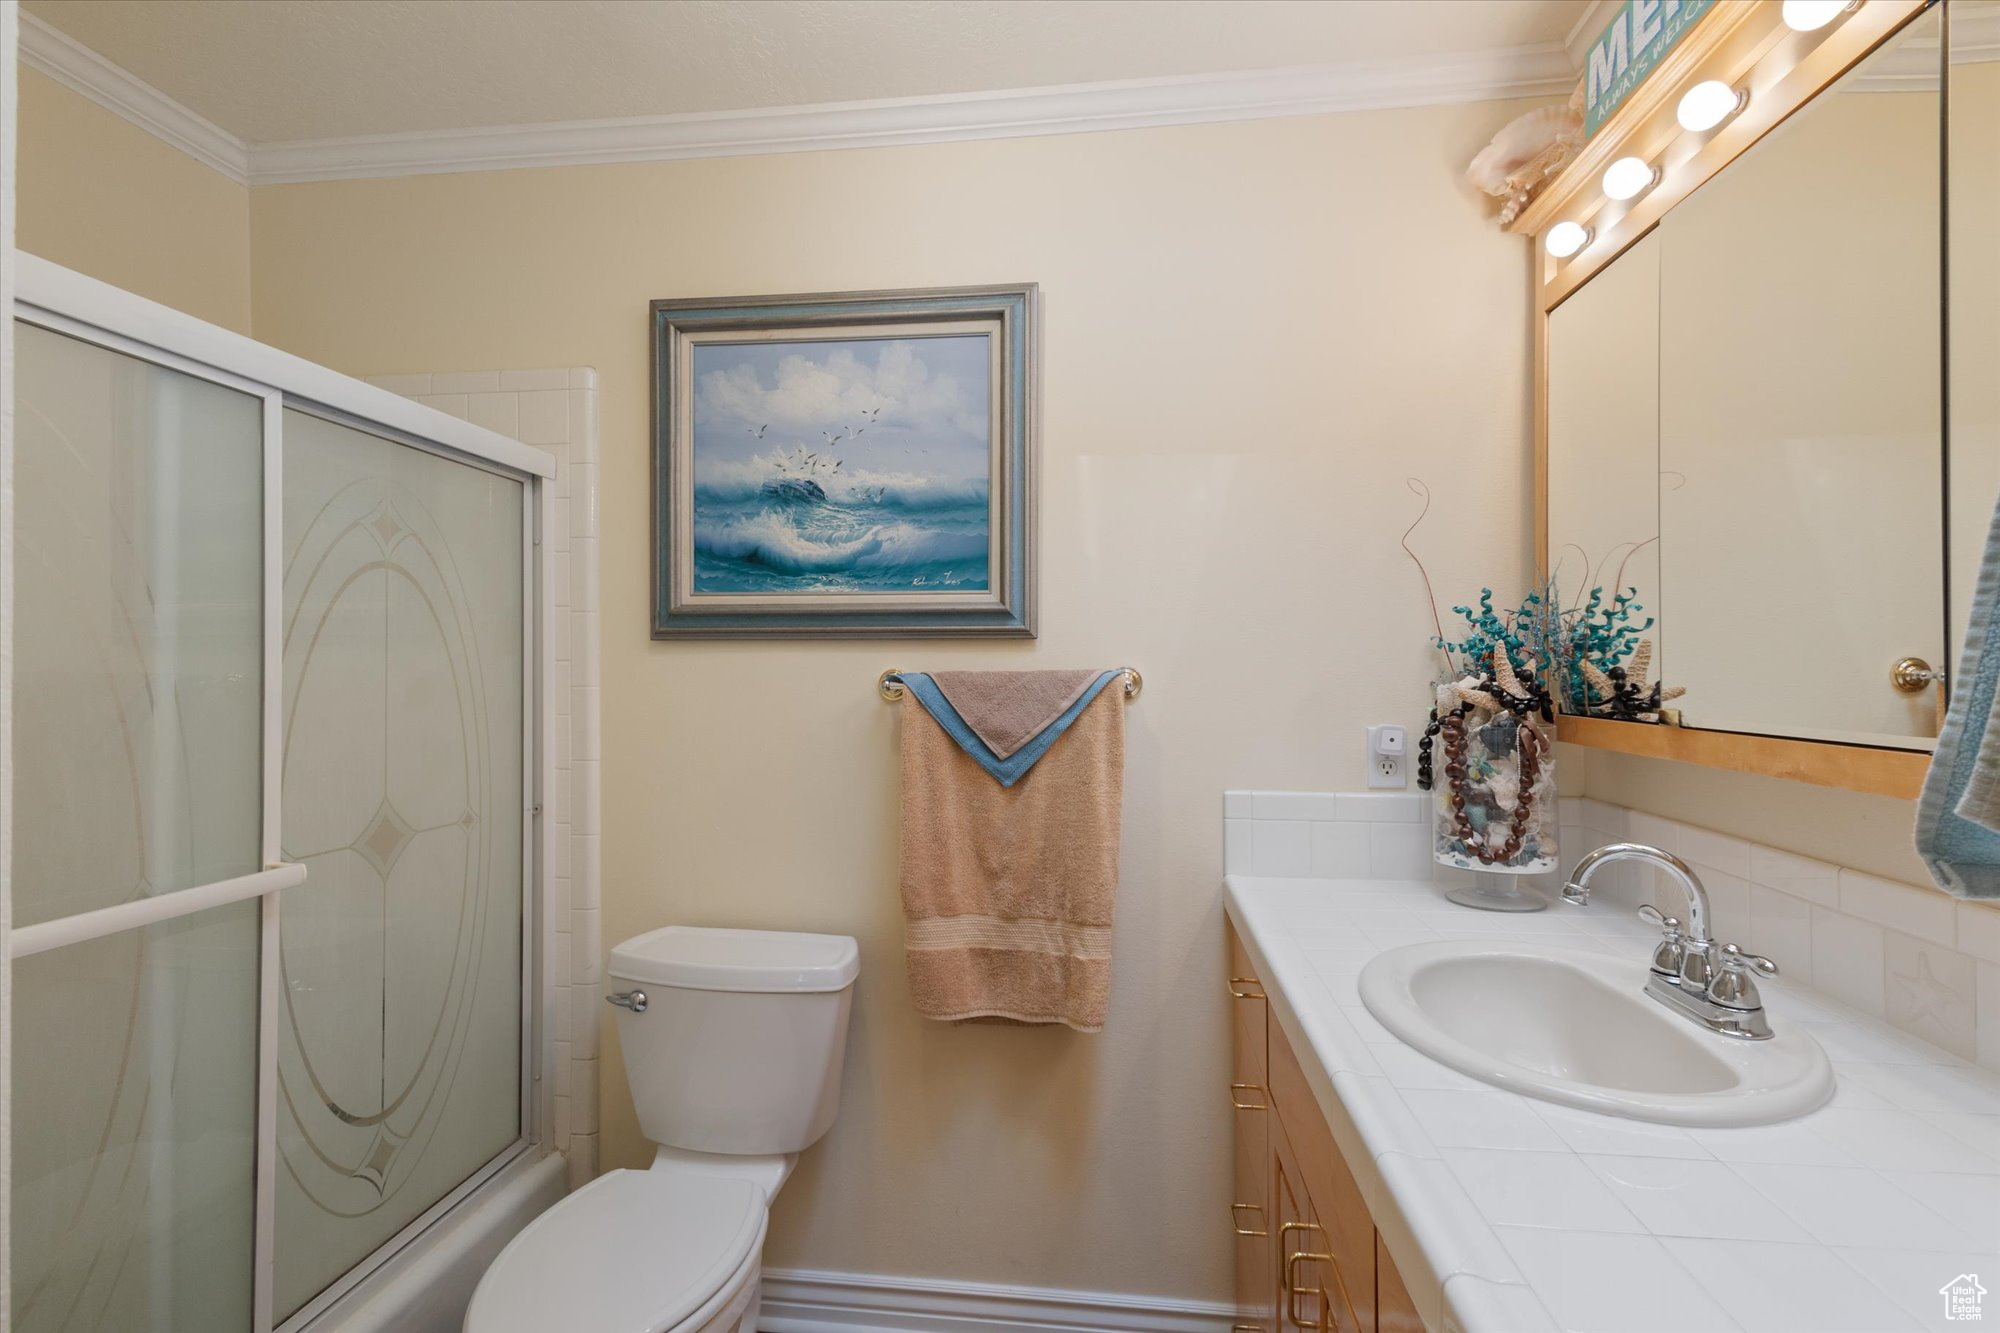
left=1563, top=842, right=1780, bottom=1040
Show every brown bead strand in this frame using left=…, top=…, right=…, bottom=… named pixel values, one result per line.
left=1443, top=716, right=1545, bottom=866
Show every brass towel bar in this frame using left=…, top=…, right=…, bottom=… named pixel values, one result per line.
left=878, top=667, right=1142, bottom=703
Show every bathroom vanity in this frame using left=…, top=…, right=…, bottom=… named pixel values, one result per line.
left=1230, top=924, right=1420, bottom=1333
left=1227, top=875, right=2000, bottom=1332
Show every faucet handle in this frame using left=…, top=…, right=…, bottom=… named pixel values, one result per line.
left=1637, top=905, right=1685, bottom=980
left=1707, top=943, right=1778, bottom=1011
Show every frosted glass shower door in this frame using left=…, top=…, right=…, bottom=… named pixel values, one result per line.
left=274, top=411, right=526, bottom=1319
left=10, top=257, right=548, bottom=1333
left=9, top=323, right=266, bottom=1333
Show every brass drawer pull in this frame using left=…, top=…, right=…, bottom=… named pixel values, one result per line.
left=1285, top=1249, right=1334, bottom=1330
left=1230, top=1082, right=1268, bottom=1111
left=1282, top=1221, right=1358, bottom=1331
left=1281, top=1219, right=1325, bottom=1330
left=1230, top=976, right=1266, bottom=999
left=1231, top=1201, right=1268, bottom=1237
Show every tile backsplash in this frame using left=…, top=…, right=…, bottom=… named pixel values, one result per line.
left=1223, top=791, right=1465, bottom=883
left=1224, top=789, right=2000, bottom=1074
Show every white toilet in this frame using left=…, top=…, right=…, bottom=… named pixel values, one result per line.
left=465, top=926, right=860, bottom=1333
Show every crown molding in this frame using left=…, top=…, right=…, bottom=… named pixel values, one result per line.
left=250, top=47, right=1579, bottom=183
left=1563, top=0, right=1619, bottom=69
left=1951, top=7, right=2000, bottom=64
left=17, top=12, right=249, bottom=184
left=15, top=14, right=1578, bottom=187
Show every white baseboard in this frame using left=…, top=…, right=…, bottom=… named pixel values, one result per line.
left=757, top=1268, right=1236, bottom=1333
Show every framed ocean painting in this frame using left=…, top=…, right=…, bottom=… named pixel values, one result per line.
left=651, top=285, right=1038, bottom=638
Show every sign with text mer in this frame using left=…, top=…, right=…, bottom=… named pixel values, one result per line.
left=1584, top=0, right=1716, bottom=137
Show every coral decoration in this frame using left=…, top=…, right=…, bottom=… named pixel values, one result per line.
left=1427, top=582, right=1681, bottom=724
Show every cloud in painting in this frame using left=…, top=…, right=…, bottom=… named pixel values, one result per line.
left=694, top=337, right=987, bottom=444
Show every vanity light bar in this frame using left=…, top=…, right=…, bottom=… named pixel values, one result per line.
left=1549, top=75, right=1741, bottom=260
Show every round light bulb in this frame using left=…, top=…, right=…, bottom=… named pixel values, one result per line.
left=1602, top=156, right=1658, bottom=201
left=1545, top=221, right=1591, bottom=259
left=1677, top=80, right=1746, bottom=132
left=1781, top=0, right=1850, bottom=31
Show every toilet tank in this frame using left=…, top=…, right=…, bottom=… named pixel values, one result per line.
left=607, top=926, right=859, bottom=1156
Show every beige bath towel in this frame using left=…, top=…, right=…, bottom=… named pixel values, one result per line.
left=899, top=685, right=1126, bottom=1031
left=929, top=669, right=1101, bottom=759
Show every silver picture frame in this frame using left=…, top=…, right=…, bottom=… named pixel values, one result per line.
left=650, top=284, right=1039, bottom=639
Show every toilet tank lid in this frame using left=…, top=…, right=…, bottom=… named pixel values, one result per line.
left=610, top=925, right=860, bottom=992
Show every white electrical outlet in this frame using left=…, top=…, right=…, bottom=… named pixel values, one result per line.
left=1367, top=724, right=1408, bottom=789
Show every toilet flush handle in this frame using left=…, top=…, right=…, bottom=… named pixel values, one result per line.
left=605, top=989, right=648, bottom=1014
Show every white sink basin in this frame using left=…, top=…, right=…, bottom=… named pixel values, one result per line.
left=1358, top=941, right=1833, bottom=1127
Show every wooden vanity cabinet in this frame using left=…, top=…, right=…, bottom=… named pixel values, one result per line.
left=1229, top=922, right=1423, bottom=1333
left=1375, top=1234, right=1422, bottom=1333
left=1229, top=930, right=1278, bottom=1332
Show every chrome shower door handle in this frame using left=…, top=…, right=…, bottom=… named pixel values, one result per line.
left=605, top=989, right=648, bottom=1013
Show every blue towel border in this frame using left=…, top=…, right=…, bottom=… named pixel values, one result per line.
left=1917, top=493, right=2000, bottom=899
left=899, top=670, right=1122, bottom=787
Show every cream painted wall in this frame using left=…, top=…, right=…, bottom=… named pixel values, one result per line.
left=15, top=68, right=251, bottom=332
left=246, top=103, right=1539, bottom=1297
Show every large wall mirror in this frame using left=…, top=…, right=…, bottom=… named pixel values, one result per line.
left=1535, top=0, right=1991, bottom=795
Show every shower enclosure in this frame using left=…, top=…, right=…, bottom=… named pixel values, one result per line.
left=5, top=255, right=556, bottom=1332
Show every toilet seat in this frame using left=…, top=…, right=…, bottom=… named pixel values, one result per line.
left=464, top=1166, right=766, bottom=1333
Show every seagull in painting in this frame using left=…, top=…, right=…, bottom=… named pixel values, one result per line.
left=745, top=423, right=768, bottom=438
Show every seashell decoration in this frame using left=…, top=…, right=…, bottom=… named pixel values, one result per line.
left=1580, top=636, right=1685, bottom=723
left=1465, top=90, right=1585, bottom=227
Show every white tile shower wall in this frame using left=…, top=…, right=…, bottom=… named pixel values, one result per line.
left=372, top=368, right=602, bottom=1187
left=1224, top=788, right=2000, bottom=1074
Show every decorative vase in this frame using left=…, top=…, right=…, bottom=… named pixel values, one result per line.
left=1426, top=678, right=1558, bottom=904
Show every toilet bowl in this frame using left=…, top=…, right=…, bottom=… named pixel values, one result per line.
left=464, top=926, right=859, bottom=1333
left=464, top=1167, right=766, bottom=1333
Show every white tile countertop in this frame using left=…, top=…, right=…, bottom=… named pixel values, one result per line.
left=1226, top=874, right=2000, bottom=1333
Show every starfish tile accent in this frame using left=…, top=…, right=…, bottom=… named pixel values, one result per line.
left=1890, top=951, right=1963, bottom=1029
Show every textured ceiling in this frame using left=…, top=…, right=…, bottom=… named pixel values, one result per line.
left=23, top=0, right=1592, bottom=143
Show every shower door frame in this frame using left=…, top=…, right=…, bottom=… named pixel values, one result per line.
left=7, top=252, right=558, bottom=1333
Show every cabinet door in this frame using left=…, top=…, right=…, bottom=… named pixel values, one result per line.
left=1229, top=926, right=1276, bottom=1332
left=1274, top=1121, right=1363, bottom=1333
left=1377, top=1233, right=1421, bottom=1333
left=1270, top=1018, right=1376, bottom=1331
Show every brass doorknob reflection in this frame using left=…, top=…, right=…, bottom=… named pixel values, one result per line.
left=1891, top=657, right=1945, bottom=694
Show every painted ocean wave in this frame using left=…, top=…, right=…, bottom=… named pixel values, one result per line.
left=692, top=490, right=990, bottom=593
left=693, top=461, right=988, bottom=512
